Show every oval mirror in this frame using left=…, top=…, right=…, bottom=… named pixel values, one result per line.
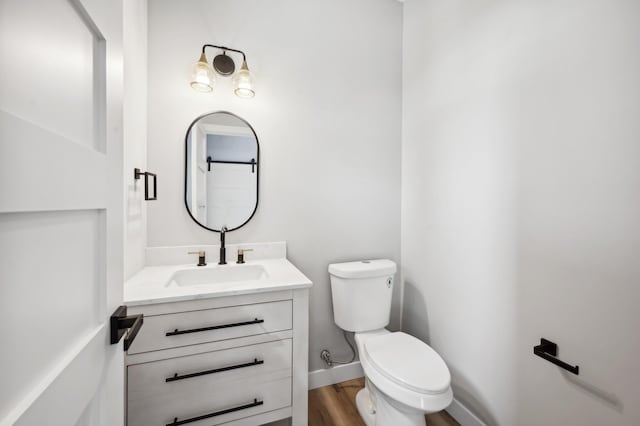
left=185, top=111, right=259, bottom=232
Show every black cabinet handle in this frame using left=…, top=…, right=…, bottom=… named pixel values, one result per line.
left=110, top=305, right=144, bottom=351
left=166, top=358, right=264, bottom=382
left=166, top=398, right=263, bottom=426
left=165, top=318, right=264, bottom=336
left=533, top=338, right=579, bottom=375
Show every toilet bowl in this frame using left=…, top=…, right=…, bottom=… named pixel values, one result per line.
left=328, top=260, right=453, bottom=426
left=355, top=330, right=453, bottom=425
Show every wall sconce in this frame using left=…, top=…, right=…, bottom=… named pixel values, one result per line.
left=190, top=44, right=255, bottom=99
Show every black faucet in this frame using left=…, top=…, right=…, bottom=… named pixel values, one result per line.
left=219, top=226, right=227, bottom=265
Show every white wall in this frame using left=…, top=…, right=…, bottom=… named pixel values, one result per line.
left=402, top=1, right=640, bottom=425
left=123, top=0, right=148, bottom=279
left=147, top=0, right=402, bottom=371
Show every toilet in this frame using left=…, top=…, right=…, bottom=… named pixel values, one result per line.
left=328, top=259, right=453, bottom=426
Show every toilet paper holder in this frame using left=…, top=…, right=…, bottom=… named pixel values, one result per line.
left=533, top=338, right=579, bottom=375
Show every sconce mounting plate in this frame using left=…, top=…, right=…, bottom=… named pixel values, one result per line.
left=213, top=53, right=235, bottom=76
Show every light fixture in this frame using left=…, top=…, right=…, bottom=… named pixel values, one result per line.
left=233, top=60, right=255, bottom=99
left=189, top=52, right=215, bottom=92
left=190, top=44, right=255, bottom=98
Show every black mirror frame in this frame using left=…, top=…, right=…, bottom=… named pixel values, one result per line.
left=184, top=111, right=260, bottom=233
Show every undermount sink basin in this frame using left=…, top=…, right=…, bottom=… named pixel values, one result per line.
left=167, top=264, right=268, bottom=287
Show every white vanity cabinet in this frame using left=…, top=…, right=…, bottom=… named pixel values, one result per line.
left=125, top=289, right=309, bottom=426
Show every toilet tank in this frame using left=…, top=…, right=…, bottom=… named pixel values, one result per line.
left=328, top=259, right=397, bottom=332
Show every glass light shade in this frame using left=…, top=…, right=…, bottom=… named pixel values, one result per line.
left=233, top=60, right=255, bottom=99
left=190, top=53, right=215, bottom=92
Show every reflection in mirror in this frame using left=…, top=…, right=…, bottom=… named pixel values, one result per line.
left=185, top=111, right=259, bottom=232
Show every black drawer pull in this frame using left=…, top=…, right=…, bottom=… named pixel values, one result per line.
left=166, top=398, right=264, bottom=426
left=166, top=358, right=264, bottom=382
left=165, top=318, right=264, bottom=336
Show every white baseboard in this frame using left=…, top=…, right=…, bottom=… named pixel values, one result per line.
left=447, top=398, right=486, bottom=426
left=308, top=361, right=364, bottom=390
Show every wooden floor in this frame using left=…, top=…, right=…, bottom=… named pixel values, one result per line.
left=308, top=378, right=459, bottom=426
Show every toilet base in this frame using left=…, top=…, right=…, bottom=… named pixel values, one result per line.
left=356, top=388, right=376, bottom=426
left=356, top=381, right=427, bottom=426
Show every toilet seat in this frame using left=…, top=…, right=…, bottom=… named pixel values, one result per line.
left=364, top=332, right=450, bottom=395
left=358, top=332, right=453, bottom=412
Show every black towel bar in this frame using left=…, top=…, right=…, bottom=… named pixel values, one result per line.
left=134, top=168, right=157, bottom=200
left=207, top=156, right=256, bottom=173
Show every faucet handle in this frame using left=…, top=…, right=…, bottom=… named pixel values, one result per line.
left=236, top=248, right=253, bottom=264
left=188, top=251, right=207, bottom=266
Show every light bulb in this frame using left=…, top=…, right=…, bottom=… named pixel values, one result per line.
left=190, top=53, right=215, bottom=92
left=233, top=60, right=255, bottom=99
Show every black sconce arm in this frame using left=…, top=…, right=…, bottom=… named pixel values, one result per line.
left=201, top=44, right=246, bottom=61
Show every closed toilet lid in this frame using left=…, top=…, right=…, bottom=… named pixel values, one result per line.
left=363, top=332, right=451, bottom=395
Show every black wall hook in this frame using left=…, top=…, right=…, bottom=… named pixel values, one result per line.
left=533, top=338, right=579, bottom=375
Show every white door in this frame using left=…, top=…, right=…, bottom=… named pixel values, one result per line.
left=0, top=0, right=125, bottom=425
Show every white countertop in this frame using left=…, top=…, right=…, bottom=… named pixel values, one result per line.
left=124, top=258, right=312, bottom=306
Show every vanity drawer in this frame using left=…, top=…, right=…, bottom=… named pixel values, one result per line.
left=128, top=339, right=292, bottom=397
left=128, top=340, right=292, bottom=426
left=127, top=299, right=292, bottom=354
left=128, top=374, right=291, bottom=426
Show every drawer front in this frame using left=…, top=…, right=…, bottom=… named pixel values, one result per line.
left=128, top=339, right=292, bottom=399
left=128, top=299, right=292, bottom=354
left=128, top=340, right=292, bottom=426
left=128, top=375, right=291, bottom=426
